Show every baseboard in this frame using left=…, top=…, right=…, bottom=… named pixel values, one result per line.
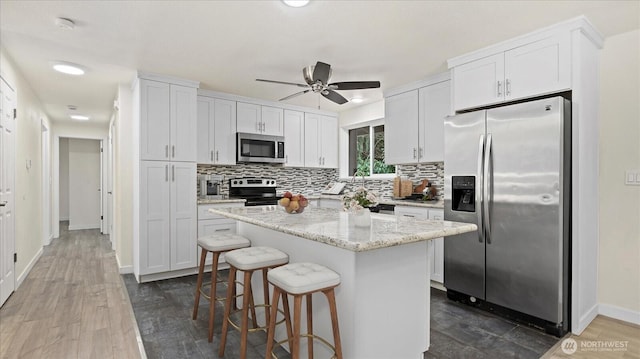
left=573, top=303, right=599, bottom=335
left=16, top=247, right=43, bottom=288
left=60, top=216, right=69, bottom=221
left=116, top=254, right=133, bottom=274
left=599, top=303, right=640, bottom=326
left=68, top=223, right=100, bottom=230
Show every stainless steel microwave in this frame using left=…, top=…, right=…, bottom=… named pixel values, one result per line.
left=237, top=132, right=285, bottom=164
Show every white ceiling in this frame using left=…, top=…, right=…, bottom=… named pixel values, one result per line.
left=0, top=1, right=638, bottom=127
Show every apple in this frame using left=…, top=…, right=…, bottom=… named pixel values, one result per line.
left=279, top=197, right=290, bottom=207
left=291, top=195, right=300, bottom=202
left=283, top=191, right=293, bottom=199
left=299, top=198, right=309, bottom=208
left=289, top=201, right=300, bottom=211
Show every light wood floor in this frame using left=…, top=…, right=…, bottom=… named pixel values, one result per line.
left=0, top=223, right=143, bottom=359
left=542, top=316, right=640, bottom=358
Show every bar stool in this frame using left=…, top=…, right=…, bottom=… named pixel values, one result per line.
left=265, top=262, right=343, bottom=359
left=192, top=233, right=250, bottom=342
left=218, top=246, right=290, bottom=359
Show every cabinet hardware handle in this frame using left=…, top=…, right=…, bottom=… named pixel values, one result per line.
left=172, top=145, right=175, bottom=158
left=165, top=145, right=169, bottom=158
left=215, top=228, right=231, bottom=232
left=285, top=155, right=288, bottom=163
left=497, top=81, right=502, bottom=97
left=165, top=165, right=168, bottom=182
left=413, top=148, right=417, bottom=159
left=211, top=150, right=214, bottom=161
left=419, top=147, right=423, bottom=159
left=319, top=157, right=322, bottom=165
left=262, top=122, right=266, bottom=132
left=172, top=165, right=175, bottom=182
left=215, top=151, right=219, bottom=161
left=322, top=157, right=325, bottom=165
left=505, top=79, right=511, bottom=96
left=0, top=201, right=7, bottom=207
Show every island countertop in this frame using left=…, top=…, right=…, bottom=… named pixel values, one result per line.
left=208, top=206, right=476, bottom=252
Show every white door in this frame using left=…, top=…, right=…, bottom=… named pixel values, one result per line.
left=418, top=80, right=450, bottom=163
left=236, top=102, right=261, bottom=134
left=452, top=53, right=504, bottom=111
left=319, top=115, right=338, bottom=168
left=284, top=110, right=305, bottom=167
left=261, top=106, right=284, bottom=136
left=41, top=121, right=51, bottom=245
left=170, top=162, right=197, bottom=270
left=107, top=122, right=114, bottom=241
left=68, top=139, right=101, bottom=230
left=304, top=113, right=320, bottom=168
left=0, top=77, right=16, bottom=306
left=140, top=161, right=171, bottom=274
left=170, top=85, right=197, bottom=162
left=213, top=98, right=237, bottom=165
left=384, top=90, right=419, bottom=164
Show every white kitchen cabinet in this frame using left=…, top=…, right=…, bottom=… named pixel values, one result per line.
left=304, top=113, right=338, bottom=168
left=197, top=96, right=236, bottom=165
left=394, top=205, right=444, bottom=284
left=451, top=34, right=570, bottom=111
left=283, top=109, right=305, bottom=167
left=139, top=79, right=197, bottom=161
left=139, top=161, right=197, bottom=275
left=236, top=102, right=284, bottom=136
left=384, top=74, right=450, bottom=165
left=197, top=202, right=244, bottom=267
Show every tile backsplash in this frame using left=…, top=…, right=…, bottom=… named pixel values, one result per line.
left=197, top=162, right=444, bottom=200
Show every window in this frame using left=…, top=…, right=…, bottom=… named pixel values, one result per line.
left=348, top=124, right=395, bottom=177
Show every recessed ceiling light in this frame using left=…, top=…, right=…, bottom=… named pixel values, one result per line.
left=70, top=115, right=89, bottom=121
left=351, top=97, right=364, bottom=104
left=282, top=0, right=310, bottom=7
left=55, top=17, right=75, bottom=30
left=52, top=61, right=85, bottom=76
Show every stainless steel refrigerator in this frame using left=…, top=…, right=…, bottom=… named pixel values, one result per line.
left=443, top=96, right=570, bottom=335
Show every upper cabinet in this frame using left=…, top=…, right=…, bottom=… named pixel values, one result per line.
left=450, top=32, right=570, bottom=111
left=139, top=78, right=197, bottom=161
left=304, top=113, right=338, bottom=168
left=384, top=73, right=451, bottom=165
left=197, top=96, right=237, bottom=165
left=283, top=109, right=305, bottom=167
left=236, top=102, right=284, bottom=136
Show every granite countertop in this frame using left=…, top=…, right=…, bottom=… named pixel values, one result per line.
left=305, top=194, right=444, bottom=209
left=197, top=198, right=246, bottom=205
left=208, top=206, right=476, bottom=252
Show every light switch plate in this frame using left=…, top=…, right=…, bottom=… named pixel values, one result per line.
left=625, top=170, right=640, bottom=186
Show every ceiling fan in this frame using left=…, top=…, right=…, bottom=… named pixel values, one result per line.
left=256, top=61, right=380, bottom=105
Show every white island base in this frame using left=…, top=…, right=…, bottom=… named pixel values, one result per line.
left=238, top=221, right=431, bottom=359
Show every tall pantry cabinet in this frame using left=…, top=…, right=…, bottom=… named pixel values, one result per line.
left=133, top=73, right=199, bottom=281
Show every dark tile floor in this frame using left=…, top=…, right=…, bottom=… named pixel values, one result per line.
left=123, top=273, right=558, bottom=359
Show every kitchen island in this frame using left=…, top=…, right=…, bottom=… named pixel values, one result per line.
left=208, top=206, right=476, bottom=359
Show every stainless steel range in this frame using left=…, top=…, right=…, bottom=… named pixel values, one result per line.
left=228, top=177, right=278, bottom=206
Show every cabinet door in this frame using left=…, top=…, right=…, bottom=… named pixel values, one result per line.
left=196, top=97, right=214, bottom=164
left=452, top=53, right=504, bottom=111
left=236, top=102, right=261, bottom=134
left=140, top=161, right=171, bottom=274
left=384, top=90, right=419, bottom=164
left=261, top=106, right=284, bottom=136
left=304, top=113, right=321, bottom=168
left=140, top=80, right=171, bottom=161
left=284, top=110, right=305, bottom=167
left=170, top=85, right=197, bottom=162
left=428, top=209, right=444, bottom=283
left=170, top=162, right=197, bottom=270
left=319, top=115, right=338, bottom=168
left=394, top=205, right=429, bottom=219
left=213, top=99, right=237, bottom=165
left=504, top=35, right=570, bottom=101
left=418, top=81, right=450, bottom=163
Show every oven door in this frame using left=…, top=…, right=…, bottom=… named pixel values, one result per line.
left=237, top=132, right=285, bottom=164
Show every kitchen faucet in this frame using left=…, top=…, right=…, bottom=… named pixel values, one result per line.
left=351, top=169, right=366, bottom=188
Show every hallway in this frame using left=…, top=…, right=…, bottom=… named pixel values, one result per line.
left=0, top=222, right=143, bottom=358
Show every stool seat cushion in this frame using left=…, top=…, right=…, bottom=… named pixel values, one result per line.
left=225, top=246, right=289, bottom=271
left=268, top=262, right=340, bottom=294
left=197, top=233, right=250, bottom=252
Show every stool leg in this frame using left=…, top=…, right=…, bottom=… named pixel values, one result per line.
left=218, top=266, right=236, bottom=357
left=323, top=288, right=343, bottom=359
left=192, top=248, right=207, bottom=320
left=249, top=277, right=258, bottom=329
left=262, top=268, right=270, bottom=327
left=306, top=294, right=313, bottom=359
left=207, top=252, right=221, bottom=343
left=265, top=286, right=281, bottom=359
left=282, top=293, right=293, bottom=344
left=292, top=295, right=303, bottom=359
left=240, top=270, right=252, bottom=359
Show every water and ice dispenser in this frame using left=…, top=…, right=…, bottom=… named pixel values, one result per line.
left=451, top=176, right=476, bottom=212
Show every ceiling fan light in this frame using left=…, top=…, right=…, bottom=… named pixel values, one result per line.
left=282, top=0, right=310, bottom=7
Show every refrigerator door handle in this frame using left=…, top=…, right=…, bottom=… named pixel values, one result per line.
left=484, top=133, right=493, bottom=244
left=477, top=134, right=485, bottom=243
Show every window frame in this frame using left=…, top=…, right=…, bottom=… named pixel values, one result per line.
left=340, top=118, right=396, bottom=180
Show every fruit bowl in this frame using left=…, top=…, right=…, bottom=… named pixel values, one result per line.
left=278, top=192, right=309, bottom=214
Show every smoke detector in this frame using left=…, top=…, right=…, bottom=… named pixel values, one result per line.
left=55, top=17, right=75, bottom=30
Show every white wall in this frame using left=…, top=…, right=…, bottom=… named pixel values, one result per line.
left=0, top=47, right=53, bottom=284
left=59, top=138, right=69, bottom=220
left=67, top=139, right=101, bottom=230
left=597, top=29, right=640, bottom=322
left=115, top=84, right=134, bottom=272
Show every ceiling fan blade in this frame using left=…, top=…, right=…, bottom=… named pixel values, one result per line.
left=329, top=81, right=381, bottom=90
left=312, top=61, right=331, bottom=84
left=256, top=79, right=309, bottom=88
left=279, top=90, right=311, bottom=101
left=322, top=89, right=348, bottom=105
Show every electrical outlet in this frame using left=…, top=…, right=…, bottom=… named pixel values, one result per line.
left=625, top=170, right=640, bottom=186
